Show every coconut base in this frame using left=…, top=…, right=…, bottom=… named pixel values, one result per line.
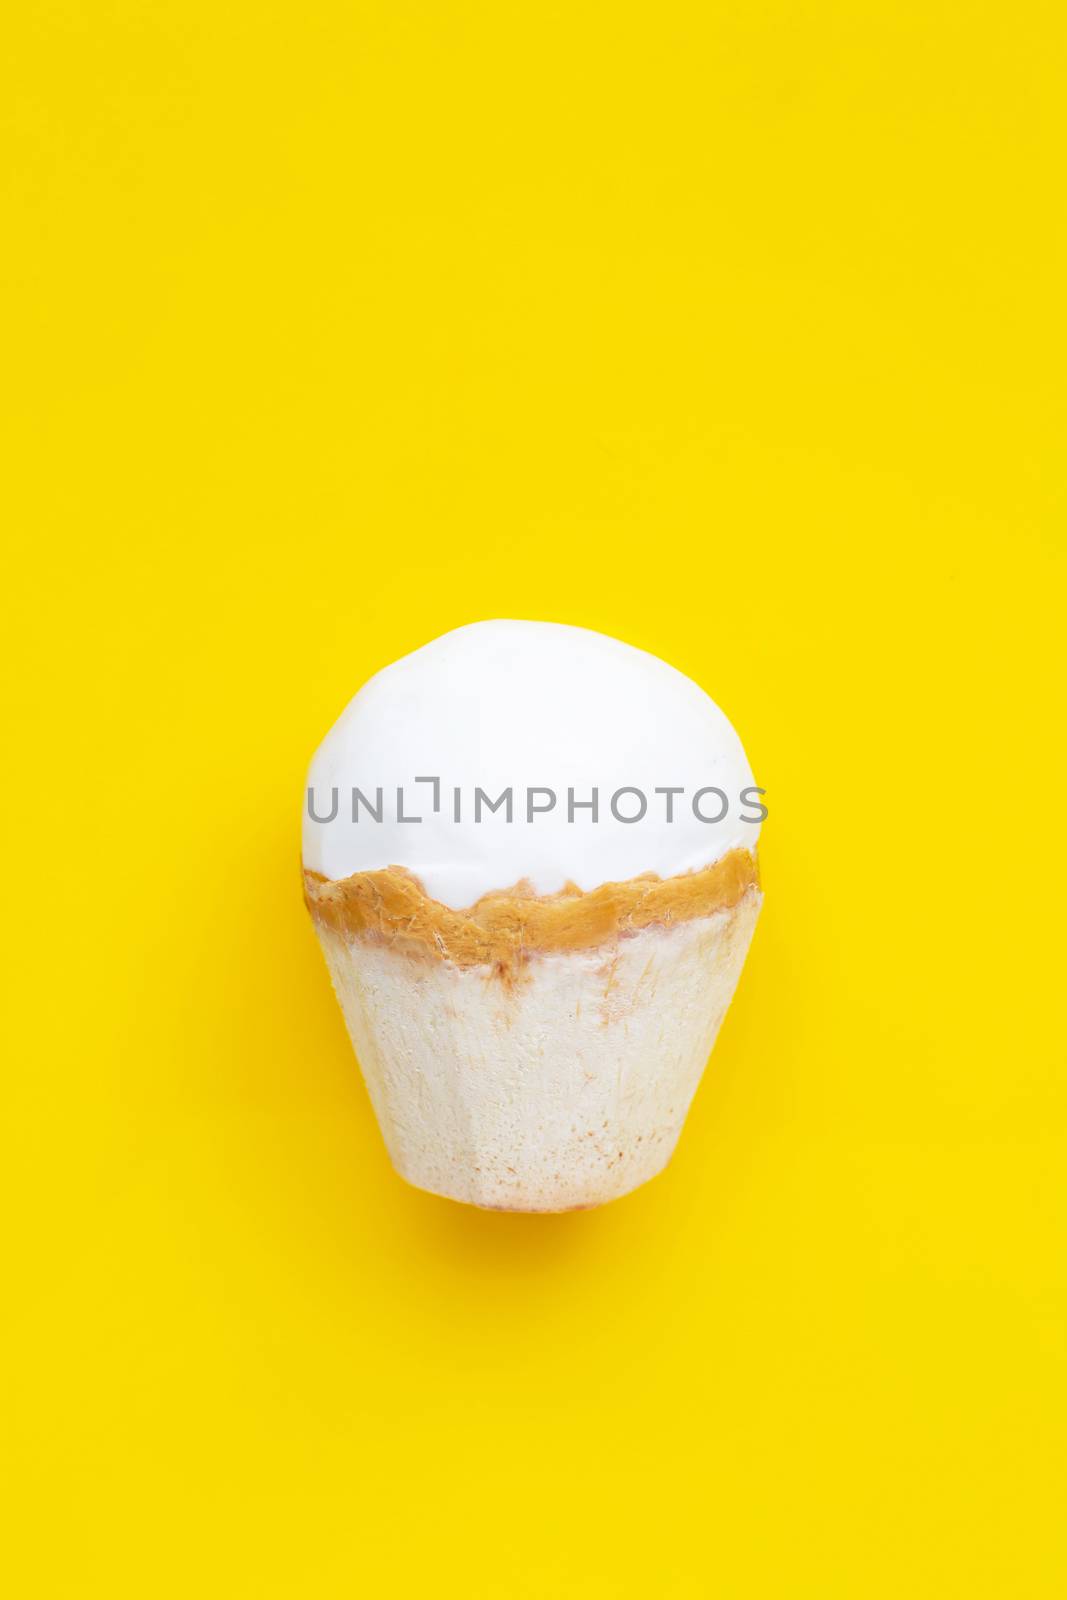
left=315, top=887, right=761, bottom=1211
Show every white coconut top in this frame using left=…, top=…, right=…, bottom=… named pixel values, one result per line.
left=303, top=620, right=761, bottom=908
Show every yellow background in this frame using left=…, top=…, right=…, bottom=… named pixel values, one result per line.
left=4, top=4, right=1065, bottom=1595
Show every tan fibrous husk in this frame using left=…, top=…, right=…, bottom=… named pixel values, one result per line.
left=303, top=847, right=760, bottom=979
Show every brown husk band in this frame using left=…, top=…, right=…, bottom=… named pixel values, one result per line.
left=304, top=847, right=759, bottom=975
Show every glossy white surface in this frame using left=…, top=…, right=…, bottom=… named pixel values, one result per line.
left=304, top=620, right=760, bottom=907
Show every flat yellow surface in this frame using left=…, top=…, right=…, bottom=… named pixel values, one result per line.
left=4, top=5, right=1065, bottom=1595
